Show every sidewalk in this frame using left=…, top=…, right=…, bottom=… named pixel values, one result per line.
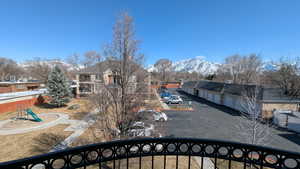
left=155, top=91, right=170, bottom=110
left=51, top=110, right=97, bottom=151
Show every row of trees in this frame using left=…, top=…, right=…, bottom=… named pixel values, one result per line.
left=0, top=57, right=24, bottom=81
left=216, top=54, right=300, bottom=98
left=0, top=52, right=101, bottom=83
left=151, top=54, right=300, bottom=98
left=216, top=54, right=262, bottom=84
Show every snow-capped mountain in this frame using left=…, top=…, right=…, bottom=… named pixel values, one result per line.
left=262, top=62, right=280, bottom=71
left=147, top=56, right=288, bottom=75
left=19, top=59, right=83, bottom=71
left=172, top=56, right=220, bottom=75
left=148, top=56, right=220, bottom=75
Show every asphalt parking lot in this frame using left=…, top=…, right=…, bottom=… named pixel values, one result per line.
left=163, top=89, right=300, bottom=152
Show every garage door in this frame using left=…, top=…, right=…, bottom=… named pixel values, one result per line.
left=224, top=95, right=235, bottom=109
left=214, top=94, right=221, bottom=104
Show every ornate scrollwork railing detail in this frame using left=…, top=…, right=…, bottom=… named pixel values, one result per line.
left=0, top=137, right=299, bottom=169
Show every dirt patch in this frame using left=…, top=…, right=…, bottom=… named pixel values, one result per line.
left=0, top=124, right=72, bottom=162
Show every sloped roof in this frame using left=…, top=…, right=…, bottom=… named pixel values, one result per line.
left=192, top=80, right=300, bottom=102
left=78, top=60, right=146, bottom=74
left=195, top=81, right=225, bottom=92
left=223, top=83, right=263, bottom=98
left=262, top=88, right=300, bottom=102
left=182, top=81, right=198, bottom=89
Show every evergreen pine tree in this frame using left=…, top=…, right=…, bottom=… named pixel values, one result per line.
left=46, top=66, right=71, bottom=107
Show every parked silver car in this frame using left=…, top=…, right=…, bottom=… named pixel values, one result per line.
left=165, top=95, right=183, bottom=104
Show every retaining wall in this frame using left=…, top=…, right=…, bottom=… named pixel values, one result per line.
left=0, top=90, right=47, bottom=114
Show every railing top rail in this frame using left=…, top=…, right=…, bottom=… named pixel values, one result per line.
left=1, top=137, right=300, bottom=169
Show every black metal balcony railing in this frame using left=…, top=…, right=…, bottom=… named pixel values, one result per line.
left=0, top=137, right=299, bottom=169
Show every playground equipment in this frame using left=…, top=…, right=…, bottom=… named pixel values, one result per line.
left=25, top=109, right=43, bottom=122
left=15, top=105, right=43, bottom=122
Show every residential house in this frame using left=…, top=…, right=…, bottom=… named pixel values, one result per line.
left=75, top=61, right=139, bottom=96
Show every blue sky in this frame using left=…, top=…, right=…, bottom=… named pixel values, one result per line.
left=0, top=0, right=300, bottom=65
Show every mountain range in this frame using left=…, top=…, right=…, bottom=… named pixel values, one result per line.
left=147, top=56, right=280, bottom=75
left=18, top=57, right=280, bottom=75
left=147, top=56, right=220, bottom=75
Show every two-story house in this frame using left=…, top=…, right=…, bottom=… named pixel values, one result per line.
left=75, top=61, right=138, bottom=96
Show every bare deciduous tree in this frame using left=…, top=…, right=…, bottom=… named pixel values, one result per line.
left=83, top=51, right=102, bottom=68
left=235, top=86, right=272, bottom=169
left=25, top=58, right=72, bottom=83
left=67, top=53, right=81, bottom=70
left=236, top=87, right=271, bottom=146
left=240, top=54, right=262, bottom=84
left=25, top=58, right=52, bottom=83
left=264, top=58, right=300, bottom=98
left=0, top=57, right=24, bottom=81
left=217, top=54, right=262, bottom=84
left=90, top=12, right=147, bottom=139
left=154, top=59, right=172, bottom=81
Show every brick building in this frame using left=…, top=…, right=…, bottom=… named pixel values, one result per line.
left=0, top=89, right=47, bottom=114
left=0, top=82, right=40, bottom=94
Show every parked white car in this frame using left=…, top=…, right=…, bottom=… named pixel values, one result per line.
left=153, top=111, right=168, bottom=122
left=128, top=122, right=154, bottom=137
left=138, top=109, right=168, bottom=122
left=165, top=95, right=183, bottom=104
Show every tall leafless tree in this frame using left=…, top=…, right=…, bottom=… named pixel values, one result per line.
left=90, top=12, right=147, bottom=139
left=154, top=59, right=172, bottom=81
left=236, top=86, right=271, bottom=146
left=234, top=84, right=272, bottom=169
